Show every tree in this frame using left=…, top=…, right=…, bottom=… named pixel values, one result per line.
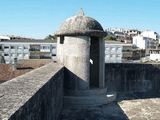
left=104, top=36, right=116, bottom=41
left=44, top=35, right=57, bottom=40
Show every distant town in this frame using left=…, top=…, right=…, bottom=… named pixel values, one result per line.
left=0, top=28, right=160, bottom=64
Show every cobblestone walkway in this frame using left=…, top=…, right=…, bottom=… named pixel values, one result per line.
left=59, top=92, right=160, bottom=120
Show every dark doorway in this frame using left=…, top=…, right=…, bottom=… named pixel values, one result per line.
left=90, top=36, right=99, bottom=87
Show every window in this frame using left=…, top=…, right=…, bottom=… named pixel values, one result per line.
left=116, top=47, right=122, bottom=52
left=105, top=54, right=109, bottom=57
left=117, top=54, right=121, bottom=57
left=17, top=53, right=22, bottom=57
left=105, top=47, right=109, bottom=50
left=42, top=46, right=50, bottom=49
left=17, top=46, right=22, bottom=49
left=5, top=60, right=10, bottom=64
left=41, top=53, right=50, bottom=56
left=4, top=53, right=9, bottom=56
left=11, top=46, right=15, bottom=49
left=117, top=47, right=121, bottom=50
left=60, top=36, right=64, bottom=44
left=24, top=46, right=29, bottom=49
left=24, top=53, right=28, bottom=57
left=4, top=46, right=9, bottom=49
left=111, top=47, right=115, bottom=51
left=110, top=54, right=115, bottom=57
left=52, top=46, right=56, bottom=49
left=11, top=53, right=15, bottom=57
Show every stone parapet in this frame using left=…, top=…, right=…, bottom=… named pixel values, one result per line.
left=105, top=63, right=160, bottom=93
left=0, top=62, right=64, bottom=120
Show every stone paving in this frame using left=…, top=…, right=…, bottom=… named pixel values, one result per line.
left=59, top=92, right=160, bottom=120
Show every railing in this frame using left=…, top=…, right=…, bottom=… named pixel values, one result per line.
left=29, top=48, right=40, bottom=51
left=40, top=49, right=50, bottom=52
left=29, top=56, right=40, bottom=59
left=29, top=56, right=51, bottom=59
left=122, top=50, right=132, bottom=52
left=40, top=56, right=51, bottom=59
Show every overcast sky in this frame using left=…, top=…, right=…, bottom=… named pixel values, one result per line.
left=1, top=0, right=160, bottom=39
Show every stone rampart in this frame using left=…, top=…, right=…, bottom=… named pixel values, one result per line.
left=0, top=62, right=64, bottom=120
left=1, top=62, right=160, bottom=119
left=105, top=63, right=160, bottom=93
left=18, top=59, right=53, bottom=64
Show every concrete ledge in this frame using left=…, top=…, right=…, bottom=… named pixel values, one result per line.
left=63, top=92, right=116, bottom=106
left=105, top=63, right=160, bottom=93
left=65, top=87, right=107, bottom=96
left=0, top=62, right=64, bottom=120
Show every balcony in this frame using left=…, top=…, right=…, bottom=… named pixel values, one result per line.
left=40, top=56, right=51, bottom=59
left=122, top=49, right=132, bottom=52
left=3, top=49, right=10, bottom=52
left=40, top=49, right=50, bottom=52
left=29, top=56, right=40, bottom=59
left=29, top=56, right=51, bottom=59
left=4, top=56, right=10, bottom=59
left=29, top=48, right=40, bottom=51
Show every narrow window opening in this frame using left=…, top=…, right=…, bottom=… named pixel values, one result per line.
left=60, top=36, right=64, bottom=44
left=90, top=36, right=99, bottom=88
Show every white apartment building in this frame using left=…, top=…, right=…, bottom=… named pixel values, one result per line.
left=105, top=41, right=132, bottom=63
left=141, top=30, right=159, bottom=41
left=106, top=28, right=125, bottom=33
left=0, top=39, right=133, bottom=64
left=0, top=35, right=10, bottom=41
left=149, top=48, right=160, bottom=61
left=0, top=39, right=57, bottom=64
left=123, top=29, right=140, bottom=36
left=150, top=54, right=160, bottom=61
left=133, top=35, right=158, bottom=49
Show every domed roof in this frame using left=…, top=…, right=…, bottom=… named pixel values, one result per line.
left=55, top=9, right=107, bottom=36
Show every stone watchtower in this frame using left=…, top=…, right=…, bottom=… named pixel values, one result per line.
left=55, top=9, right=116, bottom=106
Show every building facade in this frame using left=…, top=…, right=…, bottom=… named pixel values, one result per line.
left=133, top=35, right=158, bottom=49
left=149, top=46, right=160, bottom=61
left=0, top=35, right=10, bottom=41
left=0, top=35, right=32, bottom=41
left=123, top=29, right=141, bottom=38
left=105, top=41, right=132, bottom=63
left=1, top=39, right=134, bottom=64
left=141, top=30, right=159, bottom=41
left=0, top=39, right=57, bottom=64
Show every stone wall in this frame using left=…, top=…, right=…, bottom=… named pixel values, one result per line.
left=105, top=63, right=160, bottom=93
left=0, top=62, right=64, bottom=120
left=18, top=59, right=53, bottom=64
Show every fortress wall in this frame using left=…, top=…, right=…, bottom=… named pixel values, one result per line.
left=1, top=62, right=160, bottom=119
left=18, top=59, right=53, bottom=65
left=0, top=62, right=64, bottom=120
left=105, top=63, right=160, bottom=93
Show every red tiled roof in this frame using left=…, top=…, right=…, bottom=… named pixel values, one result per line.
left=0, top=60, right=52, bottom=82
left=0, top=64, right=13, bottom=81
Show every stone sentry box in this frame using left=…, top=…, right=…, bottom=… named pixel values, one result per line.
left=55, top=9, right=116, bottom=106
